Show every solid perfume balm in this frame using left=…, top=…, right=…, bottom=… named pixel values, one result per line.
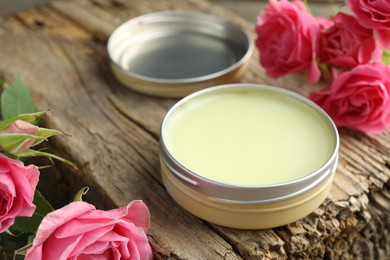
left=160, top=84, right=339, bottom=229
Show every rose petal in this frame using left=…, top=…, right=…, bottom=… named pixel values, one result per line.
left=26, top=201, right=153, bottom=260
left=70, top=226, right=118, bottom=256
left=80, top=200, right=150, bottom=232
left=42, top=234, right=83, bottom=259
left=310, top=63, right=390, bottom=133
left=28, top=201, right=95, bottom=258
left=0, top=154, right=39, bottom=232
left=374, top=29, right=390, bottom=49
left=256, top=0, right=321, bottom=83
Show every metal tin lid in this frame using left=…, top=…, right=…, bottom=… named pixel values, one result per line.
left=160, top=84, right=340, bottom=204
left=107, top=11, right=253, bottom=97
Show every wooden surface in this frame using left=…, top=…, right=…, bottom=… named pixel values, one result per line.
left=0, top=0, right=389, bottom=259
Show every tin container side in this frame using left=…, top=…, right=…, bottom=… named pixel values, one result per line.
left=109, top=58, right=250, bottom=97
left=161, top=160, right=335, bottom=229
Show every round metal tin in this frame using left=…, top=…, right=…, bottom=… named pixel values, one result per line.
left=107, top=11, right=253, bottom=97
left=159, top=84, right=339, bottom=229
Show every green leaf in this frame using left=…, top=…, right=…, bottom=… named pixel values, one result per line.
left=73, top=187, right=90, bottom=202
left=12, top=191, right=54, bottom=233
left=14, top=149, right=77, bottom=169
left=318, top=62, right=329, bottom=75
left=0, top=230, right=30, bottom=259
left=382, top=50, right=390, bottom=65
left=0, top=111, right=46, bottom=131
left=0, top=128, right=63, bottom=154
left=1, top=75, right=36, bottom=119
left=33, top=127, right=64, bottom=146
left=0, top=133, right=44, bottom=154
left=14, top=242, right=33, bottom=258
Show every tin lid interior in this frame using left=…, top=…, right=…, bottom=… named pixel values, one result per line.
left=107, top=11, right=253, bottom=97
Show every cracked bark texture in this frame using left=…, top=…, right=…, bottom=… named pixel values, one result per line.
left=0, top=0, right=389, bottom=259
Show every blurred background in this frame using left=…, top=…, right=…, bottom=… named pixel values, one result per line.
left=0, top=0, right=343, bottom=23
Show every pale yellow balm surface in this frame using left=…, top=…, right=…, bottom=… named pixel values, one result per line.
left=163, top=88, right=335, bottom=186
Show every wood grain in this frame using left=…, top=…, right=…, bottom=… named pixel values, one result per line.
left=0, top=0, right=389, bottom=259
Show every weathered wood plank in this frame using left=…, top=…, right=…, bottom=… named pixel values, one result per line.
left=0, top=0, right=389, bottom=259
left=0, top=33, right=244, bottom=259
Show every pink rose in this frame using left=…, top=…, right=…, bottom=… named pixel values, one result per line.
left=319, top=13, right=382, bottom=69
left=1, top=120, right=40, bottom=153
left=0, top=153, right=39, bottom=232
left=26, top=200, right=153, bottom=260
left=255, top=0, right=321, bottom=84
left=310, top=62, right=390, bottom=134
left=345, top=0, right=390, bottom=49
